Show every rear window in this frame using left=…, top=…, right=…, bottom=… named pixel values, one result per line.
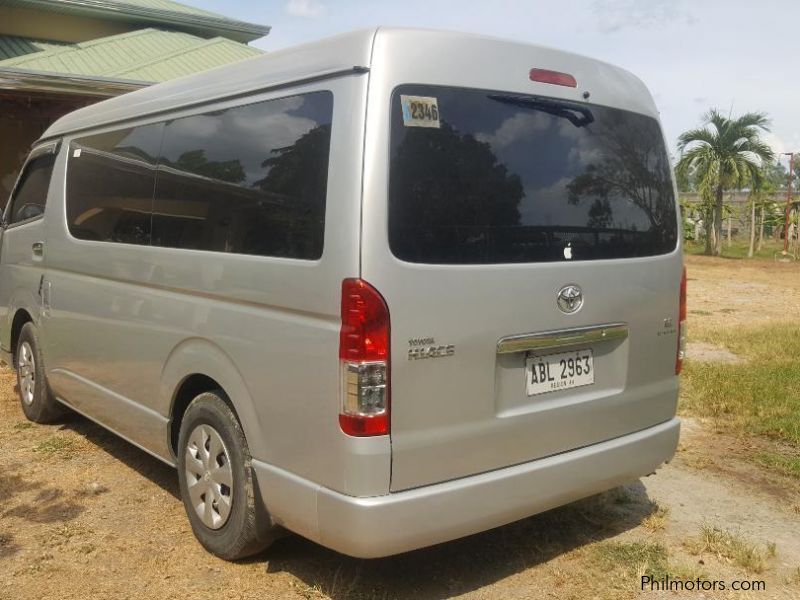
left=388, top=85, right=677, bottom=264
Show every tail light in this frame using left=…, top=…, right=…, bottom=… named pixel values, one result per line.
left=339, top=278, right=390, bottom=436
left=676, top=266, right=687, bottom=375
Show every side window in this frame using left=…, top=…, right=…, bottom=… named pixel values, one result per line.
left=66, top=124, right=163, bottom=244
left=153, top=91, right=333, bottom=259
left=7, top=152, right=56, bottom=225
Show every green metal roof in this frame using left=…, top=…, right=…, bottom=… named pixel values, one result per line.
left=3, top=0, right=269, bottom=43
left=0, top=28, right=261, bottom=82
left=0, top=35, right=69, bottom=60
left=99, top=0, right=230, bottom=19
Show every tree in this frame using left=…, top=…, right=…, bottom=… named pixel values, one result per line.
left=745, top=165, right=781, bottom=256
left=755, top=162, right=787, bottom=251
left=748, top=179, right=767, bottom=257
left=168, top=149, right=246, bottom=184
left=388, top=122, right=523, bottom=260
left=566, top=115, right=675, bottom=236
left=676, top=110, right=775, bottom=256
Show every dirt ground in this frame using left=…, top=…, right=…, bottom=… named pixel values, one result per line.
left=1, top=254, right=799, bottom=600
left=684, top=254, right=800, bottom=330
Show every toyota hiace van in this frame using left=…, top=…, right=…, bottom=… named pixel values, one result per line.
left=0, top=28, right=684, bottom=559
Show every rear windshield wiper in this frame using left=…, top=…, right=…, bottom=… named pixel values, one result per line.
left=488, top=94, right=595, bottom=128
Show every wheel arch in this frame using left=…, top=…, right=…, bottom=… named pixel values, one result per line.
left=3, top=287, right=41, bottom=356
left=160, top=338, right=266, bottom=463
left=10, top=307, right=35, bottom=362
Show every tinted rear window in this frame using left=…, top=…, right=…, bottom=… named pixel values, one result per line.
left=389, top=85, right=677, bottom=264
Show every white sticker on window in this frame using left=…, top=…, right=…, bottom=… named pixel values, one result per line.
left=73, top=148, right=81, bottom=158
left=401, top=95, right=440, bottom=128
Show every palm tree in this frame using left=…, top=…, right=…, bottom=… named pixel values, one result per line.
left=676, top=110, right=775, bottom=256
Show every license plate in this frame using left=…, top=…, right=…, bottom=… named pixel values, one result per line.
left=526, top=348, right=594, bottom=396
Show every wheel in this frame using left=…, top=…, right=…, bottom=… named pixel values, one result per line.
left=177, top=391, right=275, bottom=560
left=16, top=322, right=65, bottom=423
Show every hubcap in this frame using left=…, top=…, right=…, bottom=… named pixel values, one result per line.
left=18, top=341, right=35, bottom=406
left=184, top=424, right=233, bottom=530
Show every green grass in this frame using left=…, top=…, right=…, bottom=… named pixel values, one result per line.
left=684, top=526, right=776, bottom=574
left=684, top=238, right=793, bottom=260
left=590, top=541, right=703, bottom=582
left=33, top=436, right=77, bottom=457
left=641, top=504, right=670, bottom=533
left=754, top=453, right=800, bottom=478
left=681, top=323, right=800, bottom=448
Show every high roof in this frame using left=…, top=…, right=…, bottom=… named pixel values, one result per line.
left=2, top=0, right=269, bottom=43
left=42, top=27, right=657, bottom=141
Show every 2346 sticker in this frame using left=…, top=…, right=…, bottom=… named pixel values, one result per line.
left=401, top=95, right=440, bottom=128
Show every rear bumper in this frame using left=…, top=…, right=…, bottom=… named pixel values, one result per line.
left=253, top=417, right=680, bottom=558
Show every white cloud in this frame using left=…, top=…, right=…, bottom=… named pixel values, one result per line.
left=285, top=0, right=324, bottom=18
left=591, top=0, right=694, bottom=33
left=763, top=131, right=788, bottom=156
left=231, top=112, right=316, bottom=152
left=518, top=176, right=572, bottom=222
left=476, top=112, right=550, bottom=150
left=211, top=0, right=800, bottom=161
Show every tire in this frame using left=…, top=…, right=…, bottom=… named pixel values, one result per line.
left=16, top=322, right=65, bottom=424
left=177, top=391, right=275, bottom=560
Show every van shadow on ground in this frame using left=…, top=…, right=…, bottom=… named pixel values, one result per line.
left=264, top=483, right=657, bottom=599
left=61, top=413, right=180, bottom=500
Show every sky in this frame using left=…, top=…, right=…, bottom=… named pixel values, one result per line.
left=189, top=0, right=800, bottom=163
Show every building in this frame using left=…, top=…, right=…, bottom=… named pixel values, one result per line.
left=0, top=0, right=269, bottom=201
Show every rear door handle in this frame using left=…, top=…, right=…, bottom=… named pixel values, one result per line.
left=32, top=241, right=44, bottom=258
left=496, top=323, right=629, bottom=354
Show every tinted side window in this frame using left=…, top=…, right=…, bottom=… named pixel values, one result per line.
left=66, top=124, right=163, bottom=244
left=7, top=152, right=56, bottom=225
left=153, top=92, right=333, bottom=259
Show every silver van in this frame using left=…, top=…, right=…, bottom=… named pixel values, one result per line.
left=0, top=28, right=684, bottom=559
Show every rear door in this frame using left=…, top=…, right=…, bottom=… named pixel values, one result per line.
left=362, top=79, right=682, bottom=492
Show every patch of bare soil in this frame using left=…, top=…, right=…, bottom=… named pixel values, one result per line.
left=662, top=418, right=800, bottom=555
left=685, top=342, right=743, bottom=364
left=684, top=255, right=800, bottom=330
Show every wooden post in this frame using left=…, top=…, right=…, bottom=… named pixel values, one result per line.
left=727, top=212, right=732, bottom=247
left=748, top=196, right=756, bottom=257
